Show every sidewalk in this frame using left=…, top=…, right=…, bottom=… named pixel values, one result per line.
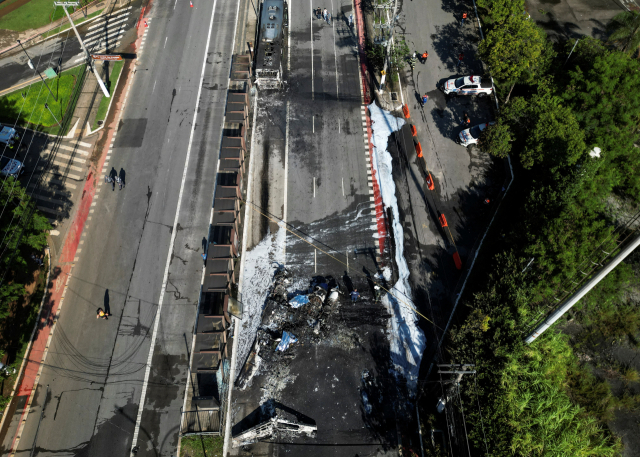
left=0, top=0, right=124, bottom=56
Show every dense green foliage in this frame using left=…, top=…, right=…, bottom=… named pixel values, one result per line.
left=0, top=177, right=50, bottom=318
left=442, top=1, right=640, bottom=455
left=607, top=11, right=640, bottom=55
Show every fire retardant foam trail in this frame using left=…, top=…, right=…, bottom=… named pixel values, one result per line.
left=368, top=102, right=426, bottom=394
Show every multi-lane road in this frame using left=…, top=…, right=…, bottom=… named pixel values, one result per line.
left=3, top=1, right=240, bottom=456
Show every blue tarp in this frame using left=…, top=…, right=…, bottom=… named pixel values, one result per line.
left=289, top=295, right=309, bottom=308
left=276, top=331, right=298, bottom=352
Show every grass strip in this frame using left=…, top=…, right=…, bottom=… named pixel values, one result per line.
left=180, top=436, right=224, bottom=457
left=0, top=0, right=90, bottom=33
left=0, top=64, right=86, bottom=136
left=92, top=60, right=124, bottom=129
left=40, top=9, right=103, bottom=39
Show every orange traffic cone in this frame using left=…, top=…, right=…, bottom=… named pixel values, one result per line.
left=144, top=20, right=148, bottom=27
left=190, top=1, right=193, bottom=7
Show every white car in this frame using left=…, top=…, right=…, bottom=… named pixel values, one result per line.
left=0, top=156, right=24, bottom=177
left=457, top=122, right=494, bottom=148
left=442, top=75, right=493, bottom=96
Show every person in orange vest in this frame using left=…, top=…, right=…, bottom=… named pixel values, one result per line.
left=461, top=12, right=467, bottom=25
left=463, top=111, right=471, bottom=125
left=421, top=51, right=428, bottom=63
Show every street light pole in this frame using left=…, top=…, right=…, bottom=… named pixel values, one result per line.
left=378, top=0, right=398, bottom=92
left=54, top=1, right=110, bottom=98
left=16, top=40, right=58, bottom=102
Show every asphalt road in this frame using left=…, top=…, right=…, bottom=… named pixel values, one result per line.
left=230, top=0, right=400, bottom=455
left=0, top=5, right=136, bottom=94
left=10, top=0, right=239, bottom=456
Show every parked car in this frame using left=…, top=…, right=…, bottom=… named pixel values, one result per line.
left=0, top=125, right=20, bottom=149
left=442, top=75, right=492, bottom=96
left=457, top=122, right=495, bottom=148
left=0, top=155, right=24, bottom=177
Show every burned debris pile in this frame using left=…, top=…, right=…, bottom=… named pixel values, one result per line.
left=236, top=267, right=388, bottom=390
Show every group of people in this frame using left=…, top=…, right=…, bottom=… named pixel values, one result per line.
left=316, top=7, right=331, bottom=24
left=105, top=174, right=125, bottom=191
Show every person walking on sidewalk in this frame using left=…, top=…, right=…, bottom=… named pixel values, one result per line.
left=461, top=12, right=467, bottom=25
left=457, top=52, right=464, bottom=67
left=96, top=308, right=110, bottom=320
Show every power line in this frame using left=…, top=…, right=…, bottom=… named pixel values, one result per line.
left=473, top=373, right=490, bottom=457
left=455, top=383, right=472, bottom=457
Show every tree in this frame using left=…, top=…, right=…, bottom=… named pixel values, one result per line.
left=0, top=177, right=50, bottom=319
left=479, top=15, right=553, bottom=102
left=479, top=121, right=512, bottom=158
left=607, top=11, right=640, bottom=56
left=476, top=0, right=525, bottom=25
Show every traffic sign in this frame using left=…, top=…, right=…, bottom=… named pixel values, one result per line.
left=91, top=54, right=123, bottom=61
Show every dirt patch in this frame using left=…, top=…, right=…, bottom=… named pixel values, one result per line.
left=0, top=27, right=18, bottom=50
left=0, top=0, right=30, bottom=20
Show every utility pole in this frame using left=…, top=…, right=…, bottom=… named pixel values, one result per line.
left=54, top=1, right=110, bottom=98
left=436, top=364, right=475, bottom=412
left=526, top=233, right=640, bottom=343
left=16, top=40, right=58, bottom=102
left=375, top=0, right=398, bottom=92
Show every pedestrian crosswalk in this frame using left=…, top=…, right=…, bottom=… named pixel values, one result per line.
left=73, top=7, right=132, bottom=63
left=27, top=139, right=94, bottom=227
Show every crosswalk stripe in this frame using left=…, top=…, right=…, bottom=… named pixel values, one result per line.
left=28, top=179, right=77, bottom=190
left=85, top=17, right=129, bottom=38
left=69, top=140, right=92, bottom=148
left=44, top=152, right=86, bottom=164
left=37, top=206, right=63, bottom=216
left=88, top=9, right=131, bottom=30
left=55, top=144, right=90, bottom=155
left=85, top=31, right=125, bottom=47
left=36, top=167, right=82, bottom=181
left=32, top=194, right=67, bottom=206
left=50, top=160, right=84, bottom=172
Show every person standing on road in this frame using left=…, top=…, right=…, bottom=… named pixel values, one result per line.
left=350, top=289, right=360, bottom=303
left=457, top=52, right=464, bottom=67
left=461, top=12, right=467, bottom=25
left=327, top=11, right=331, bottom=24
left=105, top=175, right=115, bottom=191
left=349, top=14, right=353, bottom=27
left=421, top=51, right=428, bottom=63
left=421, top=94, right=429, bottom=106
left=115, top=175, right=123, bottom=190
left=323, top=8, right=328, bottom=21
left=463, top=111, right=471, bottom=125
left=96, top=308, right=110, bottom=320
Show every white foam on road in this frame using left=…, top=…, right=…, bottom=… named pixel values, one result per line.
left=368, top=102, right=426, bottom=394
left=234, top=227, right=286, bottom=378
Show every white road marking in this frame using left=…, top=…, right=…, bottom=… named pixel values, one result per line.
left=174, top=0, right=178, bottom=9
left=44, top=152, right=87, bottom=164
left=87, top=10, right=130, bottom=30
left=342, top=177, right=344, bottom=196
left=51, top=161, right=84, bottom=172
left=164, top=36, right=168, bottom=48
left=309, top=0, right=314, bottom=99
left=50, top=144, right=90, bottom=155
left=70, top=140, right=91, bottom=148
left=313, top=176, right=316, bottom=198
left=331, top=0, right=339, bottom=100
left=86, top=17, right=128, bottom=38
left=314, top=249, right=317, bottom=273
left=130, top=0, right=220, bottom=451
left=153, top=80, right=156, bottom=93
left=287, top=0, right=291, bottom=72
left=283, top=100, right=290, bottom=259
left=338, top=119, right=340, bottom=133
left=312, top=115, right=314, bottom=133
